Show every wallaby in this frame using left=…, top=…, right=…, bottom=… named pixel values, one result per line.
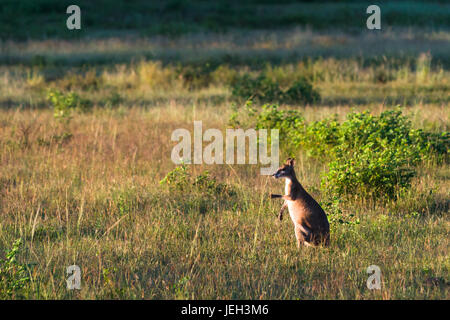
left=270, top=158, right=330, bottom=248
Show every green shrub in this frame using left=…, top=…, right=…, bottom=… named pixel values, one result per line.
left=255, top=104, right=305, bottom=152
left=323, top=142, right=417, bottom=198
left=308, top=109, right=448, bottom=162
left=105, top=91, right=123, bottom=108
left=0, top=239, right=31, bottom=299
left=159, top=164, right=190, bottom=191
left=160, top=164, right=235, bottom=197
left=230, top=74, right=320, bottom=105
left=418, top=131, right=449, bottom=162
left=176, top=63, right=217, bottom=90
left=301, top=115, right=340, bottom=159
left=244, top=105, right=448, bottom=199
left=320, top=109, right=448, bottom=198
left=285, top=78, right=321, bottom=104
left=47, top=89, right=91, bottom=121
left=321, top=196, right=360, bottom=227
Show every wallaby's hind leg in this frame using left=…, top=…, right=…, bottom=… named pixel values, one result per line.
left=303, top=241, right=313, bottom=247
left=294, top=224, right=312, bottom=249
left=294, top=225, right=306, bottom=248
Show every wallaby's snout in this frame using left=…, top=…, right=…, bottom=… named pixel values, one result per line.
left=271, top=169, right=286, bottom=179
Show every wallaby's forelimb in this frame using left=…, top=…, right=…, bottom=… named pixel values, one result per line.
left=270, top=194, right=294, bottom=201
left=278, top=202, right=287, bottom=221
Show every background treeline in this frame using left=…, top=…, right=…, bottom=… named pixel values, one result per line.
left=2, top=0, right=449, bottom=39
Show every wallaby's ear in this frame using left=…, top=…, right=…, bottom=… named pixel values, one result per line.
left=286, top=158, right=295, bottom=167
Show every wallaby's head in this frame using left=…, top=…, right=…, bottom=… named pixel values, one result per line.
left=272, top=158, right=296, bottom=179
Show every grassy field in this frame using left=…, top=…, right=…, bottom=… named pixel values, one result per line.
left=0, top=1, right=449, bottom=300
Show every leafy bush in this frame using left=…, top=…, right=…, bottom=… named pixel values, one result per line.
left=301, top=115, right=341, bottom=159
left=322, top=110, right=448, bottom=198
left=323, top=142, right=417, bottom=198
left=243, top=105, right=448, bottom=199
left=317, top=109, right=448, bottom=198
left=321, top=196, right=360, bottom=227
left=47, top=89, right=91, bottom=122
left=0, top=239, right=31, bottom=299
left=304, top=109, right=448, bottom=161
left=176, top=63, right=217, bottom=90
left=230, top=74, right=320, bottom=105
left=160, top=164, right=235, bottom=197
left=285, top=78, right=321, bottom=104
left=255, top=104, right=305, bottom=151
left=104, top=91, right=123, bottom=108
left=159, top=164, right=190, bottom=190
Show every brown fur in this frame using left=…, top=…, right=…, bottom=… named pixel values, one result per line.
left=270, top=158, right=330, bottom=247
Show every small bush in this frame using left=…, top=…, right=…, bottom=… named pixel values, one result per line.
left=301, top=115, right=340, bottom=159
left=159, top=164, right=190, bottom=191
left=47, top=89, right=91, bottom=122
left=323, top=143, right=417, bottom=198
left=244, top=105, right=448, bottom=199
left=176, top=63, right=217, bottom=90
left=230, top=74, right=320, bottom=105
left=0, top=239, right=31, bottom=299
left=285, top=78, right=321, bottom=104
left=318, top=109, right=448, bottom=198
left=321, top=196, right=360, bottom=227
left=307, top=109, right=448, bottom=162
left=104, top=91, right=124, bottom=108
left=255, top=104, right=305, bottom=152
left=160, top=164, right=235, bottom=197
